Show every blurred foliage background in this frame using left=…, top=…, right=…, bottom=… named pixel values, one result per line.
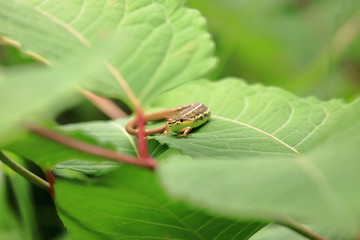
left=1, top=0, right=359, bottom=239
left=189, top=0, right=360, bottom=101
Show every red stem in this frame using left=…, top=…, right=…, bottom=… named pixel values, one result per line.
left=45, top=171, right=55, bottom=199
left=136, top=109, right=156, bottom=166
left=28, top=124, right=156, bottom=169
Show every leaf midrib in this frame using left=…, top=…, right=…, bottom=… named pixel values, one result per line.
left=213, top=115, right=300, bottom=154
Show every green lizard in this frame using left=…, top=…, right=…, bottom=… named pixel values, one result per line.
left=125, top=102, right=211, bottom=137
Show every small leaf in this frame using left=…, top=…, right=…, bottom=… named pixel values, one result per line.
left=54, top=160, right=119, bottom=176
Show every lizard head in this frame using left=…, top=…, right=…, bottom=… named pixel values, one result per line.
left=167, top=118, right=192, bottom=133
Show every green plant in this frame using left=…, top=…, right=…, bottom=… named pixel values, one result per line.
left=1, top=1, right=360, bottom=239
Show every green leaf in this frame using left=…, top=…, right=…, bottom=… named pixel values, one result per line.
left=7, top=78, right=346, bottom=169
left=4, top=119, right=133, bottom=169
left=250, top=224, right=306, bottom=240
left=54, top=160, right=120, bottom=176
left=6, top=158, right=39, bottom=240
left=150, top=78, right=346, bottom=157
left=158, top=99, right=360, bottom=237
left=0, top=43, right=116, bottom=145
left=0, top=166, right=23, bottom=240
left=4, top=119, right=166, bottom=170
left=55, top=166, right=266, bottom=240
left=53, top=137, right=167, bottom=176
left=0, top=0, right=216, bottom=102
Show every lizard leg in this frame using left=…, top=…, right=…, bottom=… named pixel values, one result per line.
left=161, top=125, right=171, bottom=135
left=161, top=129, right=170, bottom=135
left=177, top=126, right=192, bottom=138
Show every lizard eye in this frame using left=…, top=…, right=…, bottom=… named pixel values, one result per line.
left=180, top=119, right=184, bottom=122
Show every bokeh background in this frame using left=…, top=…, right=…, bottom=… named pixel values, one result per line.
left=190, top=0, right=360, bottom=101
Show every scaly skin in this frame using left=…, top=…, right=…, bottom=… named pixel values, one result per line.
left=125, top=102, right=210, bottom=137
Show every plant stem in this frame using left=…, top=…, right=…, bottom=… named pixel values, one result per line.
left=0, top=151, right=50, bottom=192
left=27, top=124, right=156, bottom=169
left=79, top=88, right=127, bottom=119
left=105, top=62, right=153, bottom=165
left=275, top=218, right=327, bottom=240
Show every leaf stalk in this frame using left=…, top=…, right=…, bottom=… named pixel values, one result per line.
left=275, top=218, right=327, bottom=240
left=0, top=151, right=50, bottom=192
left=27, top=124, right=156, bottom=169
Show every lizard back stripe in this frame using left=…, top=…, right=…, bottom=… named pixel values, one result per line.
left=175, top=102, right=207, bottom=119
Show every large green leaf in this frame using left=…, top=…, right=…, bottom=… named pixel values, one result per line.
left=4, top=107, right=267, bottom=239
left=7, top=78, right=347, bottom=169
left=4, top=78, right=351, bottom=238
left=158, top=99, right=360, bottom=237
left=0, top=43, right=116, bottom=145
left=0, top=0, right=215, bottom=102
left=150, top=78, right=346, bottom=157
left=55, top=166, right=266, bottom=240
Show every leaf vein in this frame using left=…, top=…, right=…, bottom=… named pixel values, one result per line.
left=213, top=115, right=299, bottom=154
left=33, top=6, right=90, bottom=45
